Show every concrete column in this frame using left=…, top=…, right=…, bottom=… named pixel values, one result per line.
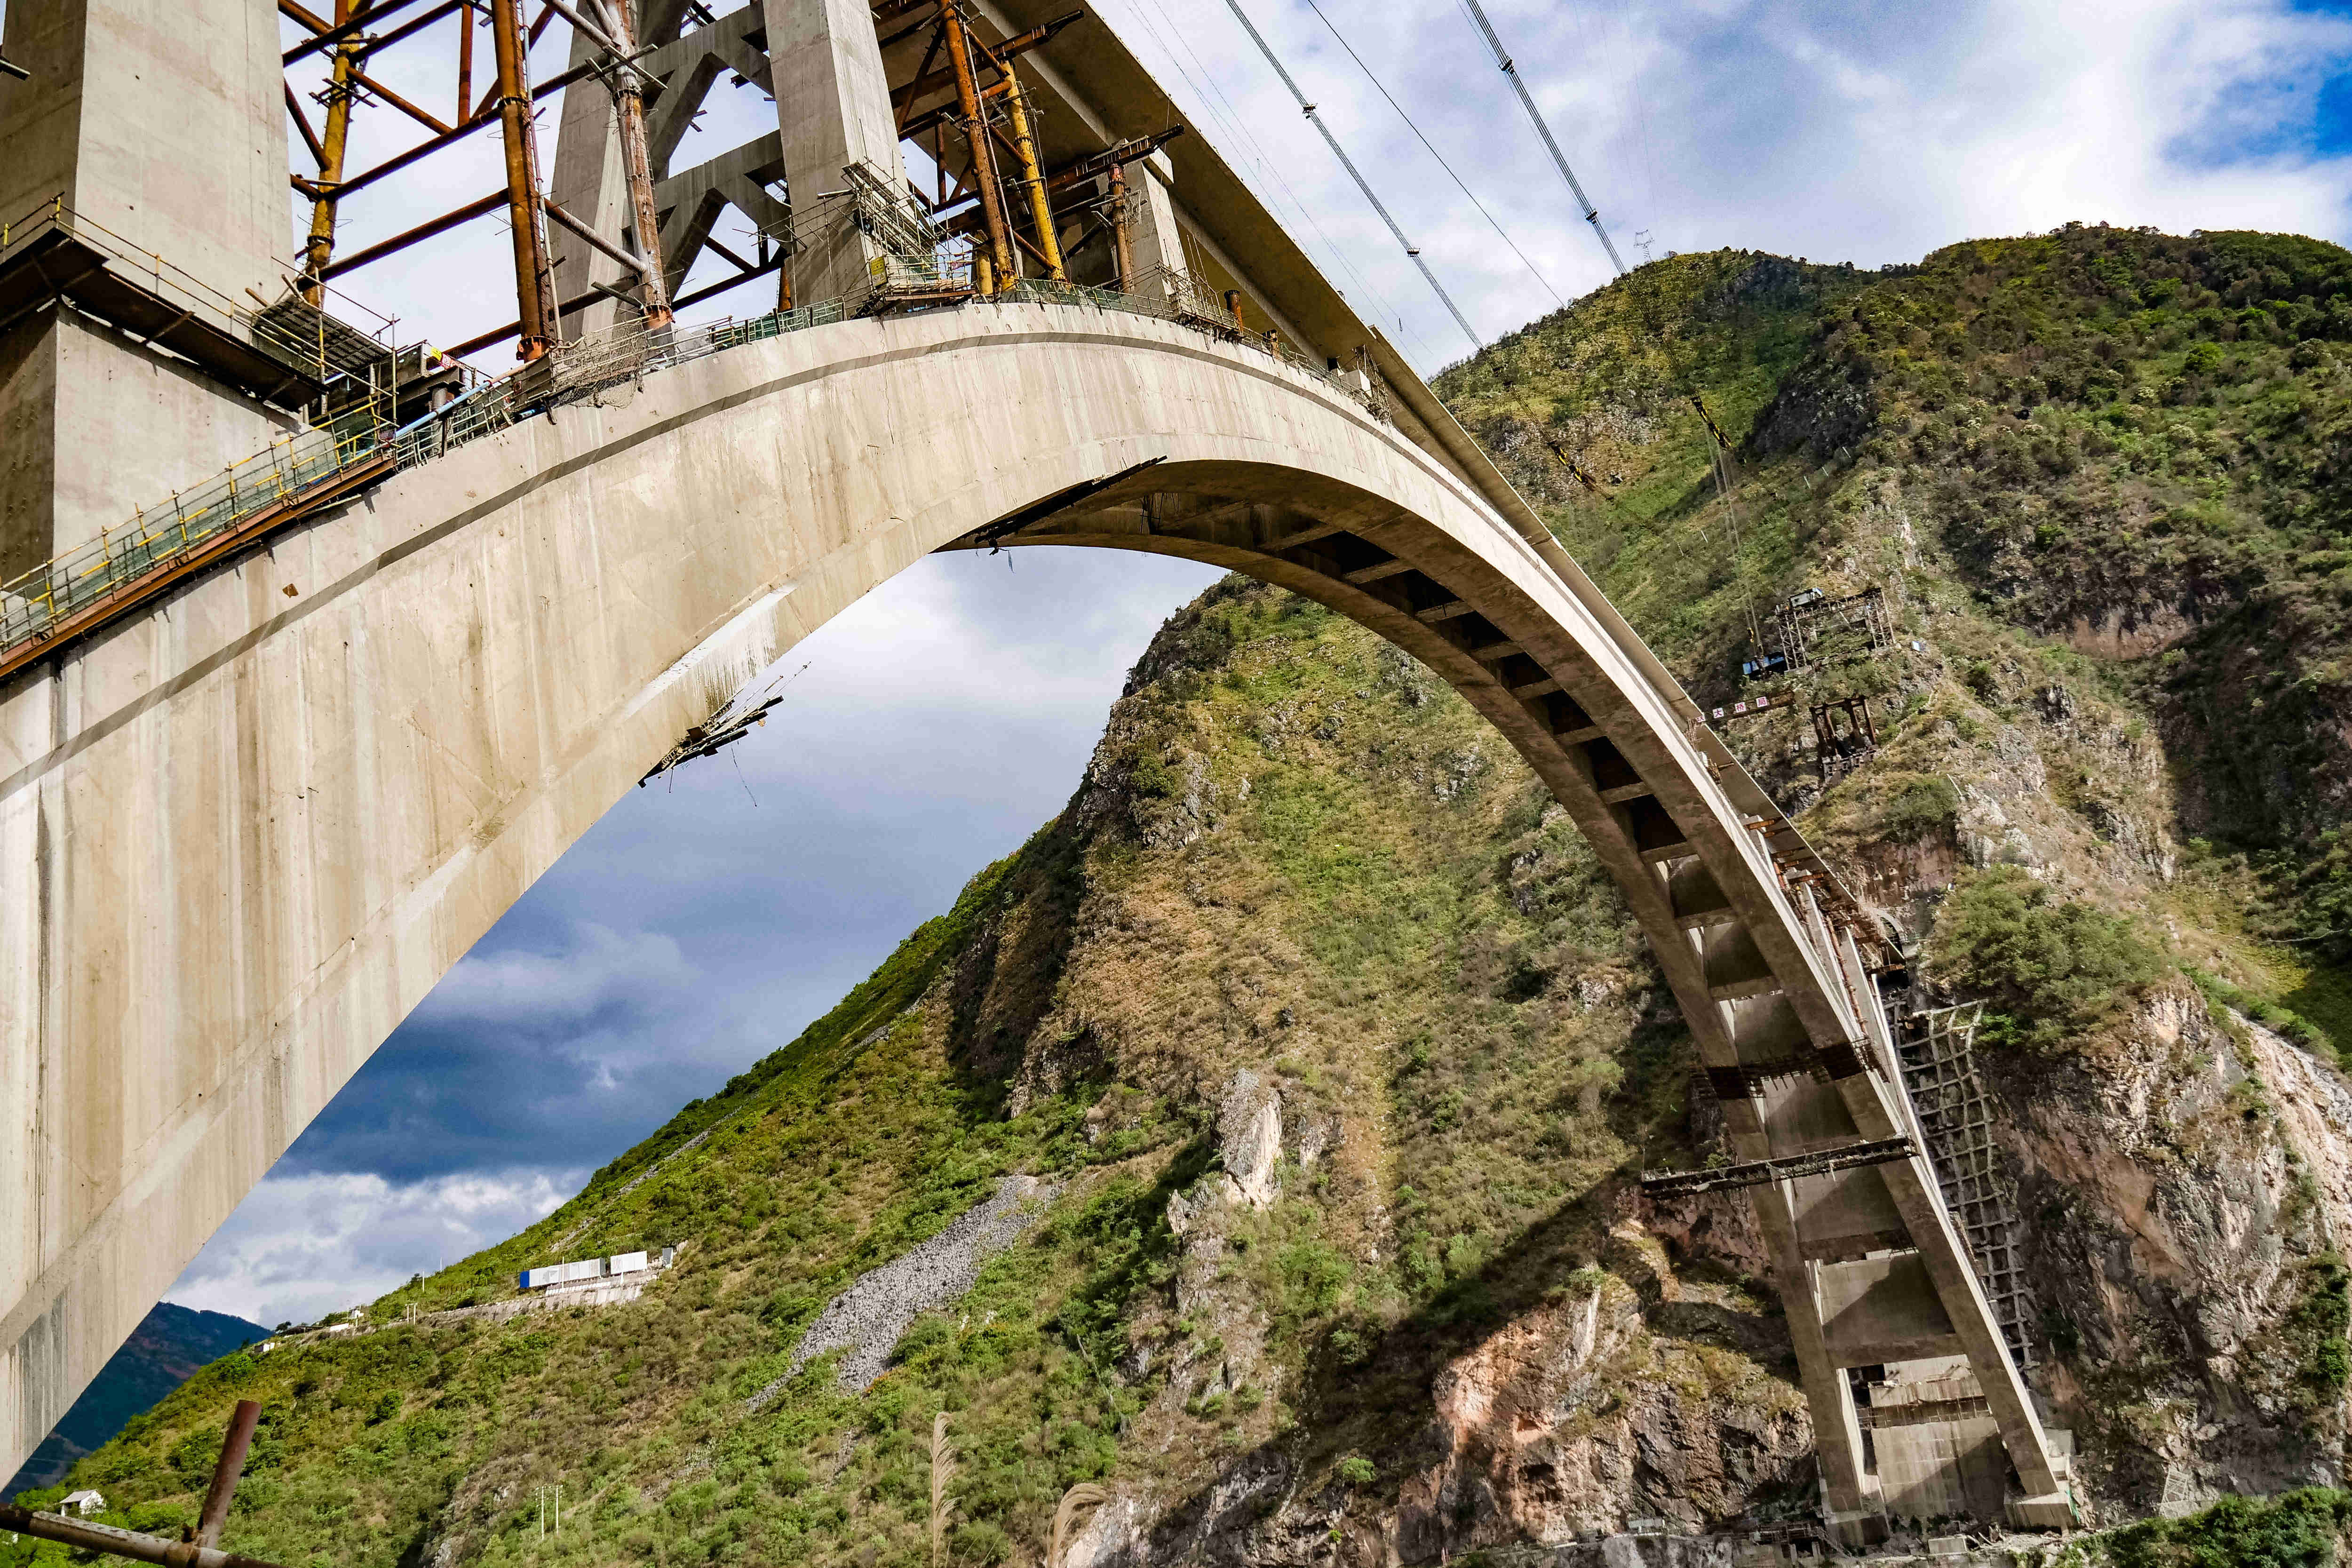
left=768, top=0, right=906, bottom=305
left=1123, top=151, right=1185, bottom=298
left=0, top=0, right=292, bottom=574
left=1753, top=1185, right=1883, bottom=1538
left=548, top=19, right=635, bottom=341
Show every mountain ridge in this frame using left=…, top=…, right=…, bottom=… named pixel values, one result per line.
left=10, top=223, right=2352, bottom=1568
left=3, top=1304, right=268, bottom=1498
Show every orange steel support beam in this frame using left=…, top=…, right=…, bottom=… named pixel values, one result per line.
left=936, top=0, right=1012, bottom=290
left=886, top=11, right=1076, bottom=109
left=319, top=189, right=508, bottom=279
left=601, top=0, right=672, bottom=326
left=282, top=0, right=433, bottom=63
left=1108, top=160, right=1133, bottom=291
left=457, top=0, right=474, bottom=114
left=489, top=0, right=557, bottom=356
left=300, top=0, right=368, bottom=297
left=284, top=81, right=328, bottom=167
left=996, top=59, right=1062, bottom=279
left=350, top=65, right=452, bottom=133
left=286, top=58, right=588, bottom=206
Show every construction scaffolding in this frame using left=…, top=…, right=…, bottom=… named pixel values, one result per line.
left=1776, top=585, right=1894, bottom=674
left=1638, top=1135, right=1915, bottom=1199
left=1810, top=694, right=1880, bottom=783
left=1892, top=1003, right=2035, bottom=1369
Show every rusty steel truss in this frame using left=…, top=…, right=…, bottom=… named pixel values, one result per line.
left=276, top=0, right=1187, bottom=359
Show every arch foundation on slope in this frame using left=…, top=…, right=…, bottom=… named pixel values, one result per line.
left=0, top=304, right=2066, bottom=1533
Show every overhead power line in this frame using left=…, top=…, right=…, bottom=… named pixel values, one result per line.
left=1299, top=0, right=1563, bottom=311
left=1457, top=0, right=1627, bottom=276
left=1114, top=0, right=1431, bottom=361
left=1215, top=0, right=1484, bottom=351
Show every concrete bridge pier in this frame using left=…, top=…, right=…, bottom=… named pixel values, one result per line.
left=0, top=0, right=293, bottom=577
left=768, top=0, right=911, bottom=302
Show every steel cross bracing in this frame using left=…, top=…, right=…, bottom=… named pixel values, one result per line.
left=280, top=0, right=1195, bottom=361
left=957, top=485, right=2075, bottom=1539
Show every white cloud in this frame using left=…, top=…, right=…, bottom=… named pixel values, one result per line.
left=1079, top=0, right=2352, bottom=372
left=170, top=1169, right=582, bottom=1329
left=413, top=923, right=696, bottom=1027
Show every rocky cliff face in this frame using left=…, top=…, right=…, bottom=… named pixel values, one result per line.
left=20, top=229, right=2352, bottom=1568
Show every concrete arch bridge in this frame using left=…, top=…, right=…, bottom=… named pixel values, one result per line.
left=1, top=297, right=2067, bottom=1535
left=0, top=0, right=2066, bottom=1535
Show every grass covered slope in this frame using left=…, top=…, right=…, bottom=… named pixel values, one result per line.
left=4, top=582, right=1745, bottom=1568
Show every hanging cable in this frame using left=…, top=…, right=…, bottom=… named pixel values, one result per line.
left=1115, top=0, right=1431, bottom=360
left=1457, top=0, right=1627, bottom=277
left=1298, top=0, right=1561, bottom=311
left=1215, top=0, right=1483, bottom=351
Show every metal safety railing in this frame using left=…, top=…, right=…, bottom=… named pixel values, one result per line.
left=0, top=196, right=393, bottom=388
left=0, top=269, right=1392, bottom=667
left=0, top=425, right=378, bottom=650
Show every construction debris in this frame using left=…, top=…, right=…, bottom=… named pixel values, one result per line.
left=1810, top=694, right=1881, bottom=781
left=639, top=665, right=809, bottom=787
left=1775, top=584, right=1893, bottom=673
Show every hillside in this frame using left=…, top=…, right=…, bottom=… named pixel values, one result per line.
left=2, top=1305, right=268, bottom=1496
left=11, top=224, right=2352, bottom=1568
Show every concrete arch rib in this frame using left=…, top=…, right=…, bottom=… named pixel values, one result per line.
left=0, top=302, right=2055, bottom=1525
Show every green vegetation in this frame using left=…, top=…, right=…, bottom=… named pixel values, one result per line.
left=1927, top=867, right=2168, bottom=1050
left=25, top=224, right=2352, bottom=1560
left=5, top=581, right=1698, bottom=1568
left=2281, top=1257, right=2352, bottom=1409
left=2099, top=1489, right=2352, bottom=1568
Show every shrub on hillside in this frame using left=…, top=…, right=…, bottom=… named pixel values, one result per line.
left=2103, top=1488, right=2352, bottom=1568
left=1877, top=774, right=1963, bottom=842
left=1928, top=867, right=2166, bottom=1049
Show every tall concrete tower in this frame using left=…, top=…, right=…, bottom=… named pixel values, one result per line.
left=0, top=0, right=293, bottom=578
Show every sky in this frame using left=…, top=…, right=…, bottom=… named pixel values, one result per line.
left=167, top=0, right=2352, bottom=1329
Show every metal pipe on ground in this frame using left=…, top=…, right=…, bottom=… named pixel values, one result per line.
left=0, top=1507, right=289, bottom=1568
left=0, top=1398, right=278, bottom=1568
